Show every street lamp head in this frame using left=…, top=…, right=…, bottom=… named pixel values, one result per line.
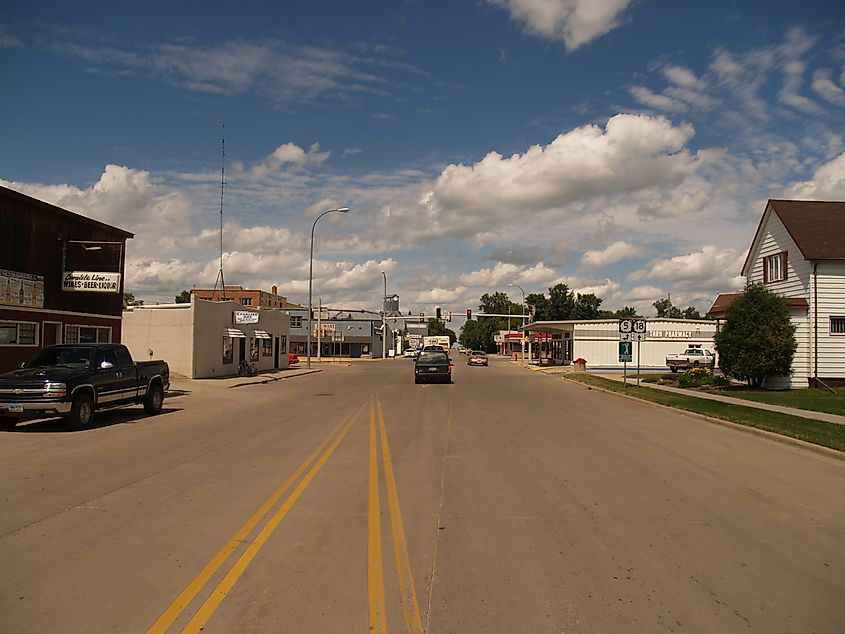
left=335, top=207, right=349, bottom=213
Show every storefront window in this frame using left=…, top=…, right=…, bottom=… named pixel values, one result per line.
left=65, top=325, right=111, bottom=344
left=0, top=321, right=37, bottom=345
left=262, top=338, right=272, bottom=357
left=250, top=337, right=259, bottom=362
left=223, top=337, right=233, bottom=364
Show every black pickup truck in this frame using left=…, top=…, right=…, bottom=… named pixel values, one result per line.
left=0, top=344, right=169, bottom=430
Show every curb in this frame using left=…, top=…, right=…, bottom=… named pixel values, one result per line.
left=228, top=368, right=322, bottom=388
left=557, top=374, right=845, bottom=462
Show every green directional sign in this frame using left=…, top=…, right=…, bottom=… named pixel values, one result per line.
left=619, top=340, right=633, bottom=363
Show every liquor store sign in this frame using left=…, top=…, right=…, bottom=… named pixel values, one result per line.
left=62, top=271, right=121, bottom=293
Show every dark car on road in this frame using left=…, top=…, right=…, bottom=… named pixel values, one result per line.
left=414, top=350, right=453, bottom=384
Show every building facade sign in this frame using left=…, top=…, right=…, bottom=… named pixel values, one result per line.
left=62, top=271, right=121, bottom=293
left=0, top=268, right=44, bottom=307
left=233, top=310, right=260, bottom=325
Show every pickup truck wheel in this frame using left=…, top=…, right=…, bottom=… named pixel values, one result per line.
left=144, top=384, right=164, bottom=415
left=1, top=417, right=18, bottom=430
left=68, top=393, right=94, bottom=430
left=670, top=367, right=678, bottom=373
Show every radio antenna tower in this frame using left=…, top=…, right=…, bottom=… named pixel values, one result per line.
left=212, top=123, right=227, bottom=300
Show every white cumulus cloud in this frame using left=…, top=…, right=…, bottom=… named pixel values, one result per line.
left=488, top=0, right=631, bottom=51
left=581, top=241, right=646, bottom=268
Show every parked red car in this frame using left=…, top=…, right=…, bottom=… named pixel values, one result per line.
left=288, top=353, right=299, bottom=365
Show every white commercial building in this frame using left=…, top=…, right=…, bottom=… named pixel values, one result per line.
left=523, top=318, right=717, bottom=369
left=122, top=296, right=291, bottom=378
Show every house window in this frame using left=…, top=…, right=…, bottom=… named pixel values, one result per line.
left=831, top=317, right=845, bottom=335
left=0, top=320, right=38, bottom=346
left=290, top=315, right=303, bottom=328
left=763, top=252, right=787, bottom=283
left=241, top=298, right=252, bottom=306
left=64, top=325, right=112, bottom=344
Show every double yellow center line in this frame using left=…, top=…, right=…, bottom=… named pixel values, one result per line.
left=147, top=394, right=422, bottom=633
left=369, top=395, right=424, bottom=634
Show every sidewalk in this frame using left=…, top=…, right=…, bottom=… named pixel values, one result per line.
left=170, top=366, right=323, bottom=391
left=567, top=370, right=845, bottom=426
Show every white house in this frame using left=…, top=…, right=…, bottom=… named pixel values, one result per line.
left=710, top=199, right=845, bottom=389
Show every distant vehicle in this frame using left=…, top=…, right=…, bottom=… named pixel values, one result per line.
left=457, top=345, right=467, bottom=354
left=288, top=353, right=300, bottom=365
left=422, top=336, right=450, bottom=353
left=403, top=348, right=418, bottom=358
left=467, top=350, right=488, bottom=366
left=0, top=344, right=169, bottom=430
left=414, top=350, right=453, bottom=384
left=665, top=347, right=715, bottom=372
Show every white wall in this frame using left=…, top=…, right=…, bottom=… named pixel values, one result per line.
left=123, top=297, right=290, bottom=378
left=549, top=319, right=717, bottom=368
left=122, top=303, right=194, bottom=377
left=814, top=260, right=845, bottom=380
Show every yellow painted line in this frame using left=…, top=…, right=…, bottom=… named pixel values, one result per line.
left=181, top=403, right=364, bottom=633
left=377, top=397, right=424, bottom=633
left=368, top=397, right=389, bottom=633
left=147, top=406, right=360, bottom=634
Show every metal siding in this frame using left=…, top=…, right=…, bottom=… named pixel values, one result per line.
left=815, top=261, right=845, bottom=378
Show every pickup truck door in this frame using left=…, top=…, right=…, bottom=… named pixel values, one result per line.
left=92, top=348, right=126, bottom=405
left=115, top=346, right=139, bottom=400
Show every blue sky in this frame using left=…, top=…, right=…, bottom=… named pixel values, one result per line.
left=2, top=1, right=845, bottom=323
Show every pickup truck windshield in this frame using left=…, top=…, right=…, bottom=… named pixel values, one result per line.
left=27, top=347, right=93, bottom=369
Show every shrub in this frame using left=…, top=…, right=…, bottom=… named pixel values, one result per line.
left=678, top=366, right=714, bottom=388
left=713, top=374, right=732, bottom=388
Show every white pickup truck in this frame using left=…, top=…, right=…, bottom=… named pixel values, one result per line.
left=665, top=348, right=715, bottom=372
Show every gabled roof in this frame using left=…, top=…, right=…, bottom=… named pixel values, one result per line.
left=742, top=199, right=845, bottom=275
left=0, top=184, right=134, bottom=239
left=707, top=292, right=808, bottom=319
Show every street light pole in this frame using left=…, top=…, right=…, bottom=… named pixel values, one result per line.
left=307, top=207, right=349, bottom=369
left=508, top=283, right=526, bottom=366
left=381, top=271, right=387, bottom=360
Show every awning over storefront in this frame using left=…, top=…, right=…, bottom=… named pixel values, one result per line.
left=225, top=328, right=246, bottom=338
left=253, top=330, right=271, bottom=339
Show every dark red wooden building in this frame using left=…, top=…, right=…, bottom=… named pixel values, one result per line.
left=0, top=185, right=133, bottom=372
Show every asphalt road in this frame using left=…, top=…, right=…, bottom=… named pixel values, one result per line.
left=0, top=356, right=843, bottom=633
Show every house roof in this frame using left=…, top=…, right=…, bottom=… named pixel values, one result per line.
left=0, top=184, right=134, bottom=239
left=741, top=199, right=845, bottom=275
left=706, top=293, right=743, bottom=319
left=707, top=292, right=808, bottom=319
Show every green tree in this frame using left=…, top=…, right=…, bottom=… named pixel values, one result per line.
left=526, top=293, right=550, bottom=321
left=175, top=290, right=191, bottom=304
left=548, top=283, right=576, bottom=320
left=427, top=318, right=457, bottom=344
left=572, top=293, right=603, bottom=320
left=123, top=292, right=143, bottom=306
left=714, top=283, right=797, bottom=388
left=682, top=306, right=704, bottom=319
left=653, top=296, right=682, bottom=318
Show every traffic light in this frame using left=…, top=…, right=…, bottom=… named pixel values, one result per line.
left=466, top=309, right=472, bottom=320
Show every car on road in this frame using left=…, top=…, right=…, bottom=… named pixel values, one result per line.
left=414, top=350, right=453, bottom=384
left=288, top=353, right=300, bottom=365
left=467, top=350, right=488, bottom=366
left=403, top=348, right=418, bottom=358
left=0, top=343, right=169, bottom=430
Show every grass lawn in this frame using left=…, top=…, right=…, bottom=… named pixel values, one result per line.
left=565, top=374, right=845, bottom=452
left=716, top=385, right=845, bottom=416
left=640, top=373, right=845, bottom=416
